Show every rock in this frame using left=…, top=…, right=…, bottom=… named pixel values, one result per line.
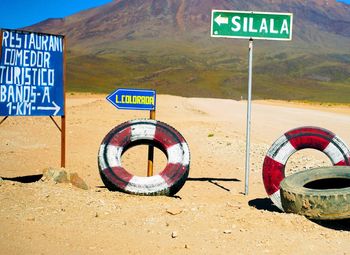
left=166, top=207, right=183, bottom=215
left=42, top=168, right=69, bottom=183
left=41, top=168, right=89, bottom=190
left=69, top=172, right=89, bottom=190
left=171, top=231, right=178, bottom=238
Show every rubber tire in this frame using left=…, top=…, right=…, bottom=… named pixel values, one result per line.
left=280, top=166, right=350, bottom=220
left=263, top=126, right=350, bottom=211
left=98, top=119, right=190, bottom=196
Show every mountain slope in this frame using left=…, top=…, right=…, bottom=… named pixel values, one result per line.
left=25, top=0, right=350, bottom=103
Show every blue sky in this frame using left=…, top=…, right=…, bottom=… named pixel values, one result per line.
left=0, top=0, right=350, bottom=29
left=0, top=0, right=112, bottom=29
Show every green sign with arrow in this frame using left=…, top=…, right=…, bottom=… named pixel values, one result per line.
left=211, top=10, right=293, bottom=40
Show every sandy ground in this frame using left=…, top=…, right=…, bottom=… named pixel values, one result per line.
left=0, top=94, right=349, bottom=254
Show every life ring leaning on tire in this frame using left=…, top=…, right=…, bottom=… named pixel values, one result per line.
left=263, top=126, right=350, bottom=211
left=280, top=166, right=350, bottom=220
left=98, top=119, right=190, bottom=196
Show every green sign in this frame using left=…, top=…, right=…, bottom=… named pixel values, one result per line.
left=211, top=10, right=293, bottom=41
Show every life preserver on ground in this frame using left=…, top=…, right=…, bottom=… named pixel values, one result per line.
left=262, top=126, right=350, bottom=211
left=280, top=166, right=350, bottom=220
left=98, top=119, right=190, bottom=196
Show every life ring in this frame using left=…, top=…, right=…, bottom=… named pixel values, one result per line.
left=263, top=126, right=350, bottom=211
left=98, top=119, right=190, bottom=196
left=280, top=166, right=350, bottom=220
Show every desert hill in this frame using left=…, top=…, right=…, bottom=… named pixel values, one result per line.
left=25, top=0, right=350, bottom=102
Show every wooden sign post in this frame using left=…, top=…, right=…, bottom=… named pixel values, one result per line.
left=106, top=88, right=157, bottom=177
left=147, top=110, right=156, bottom=176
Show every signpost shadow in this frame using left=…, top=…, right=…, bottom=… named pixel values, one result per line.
left=248, top=197, right=282, bottom=213
left=187, top=177, right=241, bottom=192
left=1, top=174, right=43, bottom=183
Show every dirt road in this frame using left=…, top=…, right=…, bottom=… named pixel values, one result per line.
left=1, top=94, right=349, bottom=254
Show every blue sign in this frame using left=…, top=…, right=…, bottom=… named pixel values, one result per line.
left=0, top=29, right=64, bottom=116
left=106, top=88, right=156, bottom=111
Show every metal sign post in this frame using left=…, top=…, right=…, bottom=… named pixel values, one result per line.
left=245, top=39, right=253, bottom=195
left=211, top=10, right=293, bottom=195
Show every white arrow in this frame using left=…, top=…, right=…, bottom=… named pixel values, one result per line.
left=215, top=14, right=228, bottom=26
left=37, top=101, right=61, bottom=116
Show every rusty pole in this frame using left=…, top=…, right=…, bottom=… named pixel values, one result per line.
left=147, top=110, right=156, bottom=176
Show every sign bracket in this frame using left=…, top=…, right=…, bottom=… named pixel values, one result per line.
left=0, top=116, right=8, bottom=126
left=50, top=116, right=62, bottom=132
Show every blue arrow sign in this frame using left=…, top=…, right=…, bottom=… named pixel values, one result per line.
left=106, top=88, right=156, bottom=111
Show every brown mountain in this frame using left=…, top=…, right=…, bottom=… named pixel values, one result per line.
left=25, top=0, right=350, bottom=103
left=28, top=0, right=350, bottom=45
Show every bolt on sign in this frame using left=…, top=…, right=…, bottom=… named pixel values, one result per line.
left=211, top=10, right=293, bottom=41
left=0, top=29, right=64, bottom=116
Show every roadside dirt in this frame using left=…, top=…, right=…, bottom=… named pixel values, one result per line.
left=1, top=94, right=349, bottom=254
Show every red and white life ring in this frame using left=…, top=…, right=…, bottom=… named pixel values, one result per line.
left=98, top=119, right=190, bottom=196
left=263, top=126, right=350, bottom=210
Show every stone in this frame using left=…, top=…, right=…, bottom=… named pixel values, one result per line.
left=171, top=231, right=178, bottom=238
left=69, top=173, right=89, bottom=190
left=166, top=207, right=183, bottom=215
left=41, top=168, right=89, bottom=190
left=42, top=168, right=69, bottom=183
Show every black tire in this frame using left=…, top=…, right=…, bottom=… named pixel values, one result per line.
left=263, top=126, right=350, bottom=211
left=98, top=119, right=190, bottom=196
left=280, top=166, right=350, bottom=220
